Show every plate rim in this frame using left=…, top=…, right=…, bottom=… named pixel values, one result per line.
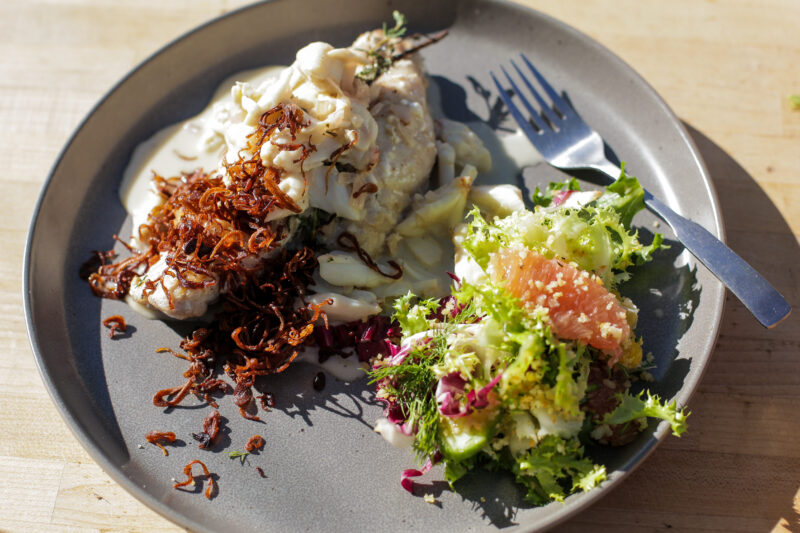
left=23, top=1, right=726, bottom=531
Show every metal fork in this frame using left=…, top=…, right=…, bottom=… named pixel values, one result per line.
left=490, top=54, right=790, bottom=328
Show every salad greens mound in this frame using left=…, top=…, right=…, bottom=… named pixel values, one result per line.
left=368, top=170, right=688, bottom=505
left=463, top=167, right=663, bottom=288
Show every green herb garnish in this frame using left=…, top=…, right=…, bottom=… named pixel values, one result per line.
left=384, top=10, right=408, bottom=39
left=228, top=450, right=250, bottom=464
left=367, top=293, right=479, bottom=459
left=356, top=11, right=407, bottom=84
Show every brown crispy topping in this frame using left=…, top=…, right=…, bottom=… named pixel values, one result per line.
left=173, top=460, right=216, bottom=499
left=192, top=410, right=222, bottom=449
left=102, top=315, right=126, bottom=338
left=145, top=431, right=177, bottom=456
left=352, top=182, right=378, bottom=199
left=245, top=435, right=265, bottom=452
left=337, top=231, right=402, bottom=279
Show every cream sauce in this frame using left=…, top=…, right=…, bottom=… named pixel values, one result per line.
left=296, top=350, right=368, bottom=381
left=494, top=129, right=545, bottom=177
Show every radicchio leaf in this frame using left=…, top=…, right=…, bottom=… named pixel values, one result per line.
left=436, top=372, right=502, bottom=418
left=400, top=453, right=440, bottom=493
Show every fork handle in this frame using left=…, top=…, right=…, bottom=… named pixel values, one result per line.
left=591, top=162, right=791, bottom=328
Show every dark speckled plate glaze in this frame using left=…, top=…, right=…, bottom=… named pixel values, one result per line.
left=24, top=1, right=724, bottom=531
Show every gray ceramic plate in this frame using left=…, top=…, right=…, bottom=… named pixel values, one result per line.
left=24, top=1, right=724, bottom=531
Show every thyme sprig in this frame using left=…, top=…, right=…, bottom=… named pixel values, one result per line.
left=384, top=10, right=408, bottom=39
left=356, top=11, right=407, bottom=83
left=355, top=11, right=449, bottom=84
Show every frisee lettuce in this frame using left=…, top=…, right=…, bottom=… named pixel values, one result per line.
left=554, top=343, right=590, bottom=418
left=603, top=390, right=689, bottom=437
left=392, top=292, right=440, bottom=338
left=532, top=177, right=581, bottom=208
left=594, top=162, right=645, bottom=227
left=513, top=435, right=606, bottom=504
left=443, top=454, right=475, bottom=486
left=461, top=168, right=663, bottom=287
left=451, top=280, right=588, bottom=407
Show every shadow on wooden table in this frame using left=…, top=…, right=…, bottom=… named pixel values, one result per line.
left=553, top=124, right=800, bottom=533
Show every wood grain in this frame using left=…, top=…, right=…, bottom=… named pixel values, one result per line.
left=1, top=1, right=797, bottom=532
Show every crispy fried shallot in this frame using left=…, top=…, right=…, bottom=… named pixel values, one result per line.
left=102, top=315, right=126, bottom=338
left=245, top=435, right=265, bottom=452
left=173, top=459, right=216, bottom=500
left=233, top=378, right=259, bottom=421
left=258, top=392, right=275, bottom=410
left=337, top=231, right=403, bottom=279
left=153, top=378, right=194, bottom=407
left=324, top=133, right=358, bottom=192
left=87, top=103, right=313, bottom=309
left=145, top=431, right=177, bottom=456
left=86, top=104, right=327, bottom=418
left=352, top=182, right=378, bottom=199
left=192, top=409, right=222, bottom=449
left=146, top=247, right=323, bottom=415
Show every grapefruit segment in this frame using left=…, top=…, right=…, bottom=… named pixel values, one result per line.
left=490, top=247, right=630, bottom=361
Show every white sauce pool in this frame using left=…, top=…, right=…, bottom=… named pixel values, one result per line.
left=296, top=350, right=368, bottom=381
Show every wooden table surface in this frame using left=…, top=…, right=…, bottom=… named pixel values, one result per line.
left=2, top=0, right=798, bottom=531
